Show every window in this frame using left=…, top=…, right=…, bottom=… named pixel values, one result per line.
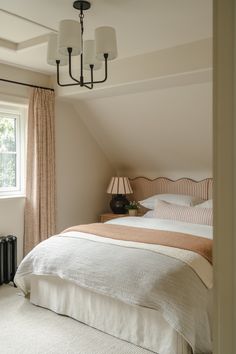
left=0, top=103, right=26, bottom=197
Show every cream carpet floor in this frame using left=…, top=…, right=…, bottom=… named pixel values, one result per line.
left=0, top=285, right=153, bottom=354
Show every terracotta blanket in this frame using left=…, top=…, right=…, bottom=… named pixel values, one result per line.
left=63, top=223, right=212, bottom=264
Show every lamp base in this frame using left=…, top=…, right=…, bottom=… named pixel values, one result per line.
left=110, top=194, right=129, bottom=214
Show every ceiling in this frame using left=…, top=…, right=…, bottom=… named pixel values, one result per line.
left=76, top=81, right=212, bottom=178
left=0, top=0, right=212, bottom=74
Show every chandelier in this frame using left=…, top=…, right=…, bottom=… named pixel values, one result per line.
left=47, top=0, right=117, bottom=89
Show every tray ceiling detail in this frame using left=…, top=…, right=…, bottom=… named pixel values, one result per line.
left=0, top=0, right=212, bottom=74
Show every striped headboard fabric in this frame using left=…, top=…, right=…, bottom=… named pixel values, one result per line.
left=129, top=177, right=213, bottom=205
left=207, top=179, right=213, bottom=199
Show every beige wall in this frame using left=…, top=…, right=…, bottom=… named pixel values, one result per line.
left=76, top=81, right=212, bottom=181
left=0, top=65, right=50, bottom=264
left=0, top=64, right=114, bottom=264
left=55, top=100, right=114, bottom=232
left=0, top=197, right=25, bottom=265
left=213, top=0, right=236, bottom=352
left=0, top=62, right=51, bottom=98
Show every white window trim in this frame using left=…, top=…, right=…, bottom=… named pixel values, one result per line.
left=0, top=103, right=27, bottom=198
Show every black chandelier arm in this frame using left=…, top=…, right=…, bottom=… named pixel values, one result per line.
left=90, top=65, right=94, bottom=88
left=56, top=52, right=109, bottom=89
left=86, top=65, right=94, bottom=89
left=68, top=48, right=82, bottom=84
left=84, top=84, right=93, bottom=90
left=85, top=54, right=108, bottom=85
left=56, top=60, right=80, bottom=87
left=57, top=60, right=92, bottom=90
left=80, top=65, right=94, bottom=89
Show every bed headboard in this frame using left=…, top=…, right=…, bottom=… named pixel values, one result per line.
left=129, top=177, right=213, bottom=203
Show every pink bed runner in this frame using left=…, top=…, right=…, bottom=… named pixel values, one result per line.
left=63, top=223, right=212, bottom=264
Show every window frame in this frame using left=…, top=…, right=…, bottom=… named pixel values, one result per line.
left=0, top=103, right=27, bottom=197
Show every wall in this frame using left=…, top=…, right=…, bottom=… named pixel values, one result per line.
left=69, top=39, right=212, bottom=181
left=76, top=81, right=212, bottom=180
left=55, top=100, right=114, bottom=232
left=0, top=63, right=51, bottom=264
left=0, top=62, right=52, bottom=98
left=0, top=64, right=114, bottom=264
left=0, top=196, right=25, bottom=264
left=0, top=39, right=213, bottom=263
left=213, top=0, right=236, bottom=352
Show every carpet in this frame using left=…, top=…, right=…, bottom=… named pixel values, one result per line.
left=0, top=284, right=153, bottom=354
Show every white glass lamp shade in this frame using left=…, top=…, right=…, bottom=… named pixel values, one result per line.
left=83, top=40, right=102, bottom=70
left=47, top=33, right=68, bottom=66
left=95, top=26, right=118, bottom=61
left=58, top=20, right=82, bottom=56
left=107, top=177, right=133, bottom=195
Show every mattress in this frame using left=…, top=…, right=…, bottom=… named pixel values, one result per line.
left=30, top=275, right=192, bottom=354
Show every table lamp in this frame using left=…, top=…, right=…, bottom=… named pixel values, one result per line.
left=107, top=177, right=133, bottom=214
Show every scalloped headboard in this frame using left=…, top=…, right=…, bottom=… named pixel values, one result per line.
left=129, top=177, right=213, bottom=203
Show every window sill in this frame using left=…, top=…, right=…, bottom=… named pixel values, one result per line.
left=0, top=195, right=26, bottom=200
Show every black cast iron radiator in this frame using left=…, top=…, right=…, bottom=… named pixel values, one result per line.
left=0, top=236, right=17, bottom=285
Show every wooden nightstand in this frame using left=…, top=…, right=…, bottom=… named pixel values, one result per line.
left=100, top=212, right=144, bottom=222
left=100, top=213, right=128, bottom=223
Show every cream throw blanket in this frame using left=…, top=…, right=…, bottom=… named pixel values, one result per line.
left=15, top=221, right=212, bottom=354
left=64, top=223, right=212, bottom=264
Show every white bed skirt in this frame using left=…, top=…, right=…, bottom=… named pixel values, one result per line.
left=29, top=275, right=192, bottom=354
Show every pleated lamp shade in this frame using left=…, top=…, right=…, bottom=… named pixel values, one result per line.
left=107, top=177, right=133, bottom=195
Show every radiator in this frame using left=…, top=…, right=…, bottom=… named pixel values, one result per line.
left=0, top=235, right=17, bottom=285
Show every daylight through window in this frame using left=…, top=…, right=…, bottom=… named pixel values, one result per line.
left=0, top=104, right=26, bottom=196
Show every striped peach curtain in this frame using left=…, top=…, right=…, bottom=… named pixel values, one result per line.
left=24, top=88, right=56, bottom=255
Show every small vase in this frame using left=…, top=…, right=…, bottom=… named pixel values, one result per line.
left=128, top=209, right=138, bottom=216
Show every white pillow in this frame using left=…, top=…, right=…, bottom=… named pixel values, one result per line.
left=139, top=193, right=203, bottom=210
left=196, top=199, right=213, bottom=208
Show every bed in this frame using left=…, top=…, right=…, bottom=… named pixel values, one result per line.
left=14, top=177, right=213, bottom=354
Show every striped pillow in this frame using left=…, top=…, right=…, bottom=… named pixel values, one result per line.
left=154, top=200, right=213, bottom=226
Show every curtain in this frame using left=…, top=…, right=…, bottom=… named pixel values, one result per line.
left=24, top=88, right=56, bottom=255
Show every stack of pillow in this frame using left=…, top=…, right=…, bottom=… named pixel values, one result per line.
left=140, top=194, right=213, bottom=226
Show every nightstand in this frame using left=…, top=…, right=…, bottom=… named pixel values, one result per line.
left=100, top=212, right=144, bottom=222
left=100, top=213, right=128, bottom=223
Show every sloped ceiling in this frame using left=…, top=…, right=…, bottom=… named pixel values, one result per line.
left=75, top=81, right=212, bottom=179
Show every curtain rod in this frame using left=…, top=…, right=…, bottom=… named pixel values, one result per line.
left=0, top=78, right=54, bottom=92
